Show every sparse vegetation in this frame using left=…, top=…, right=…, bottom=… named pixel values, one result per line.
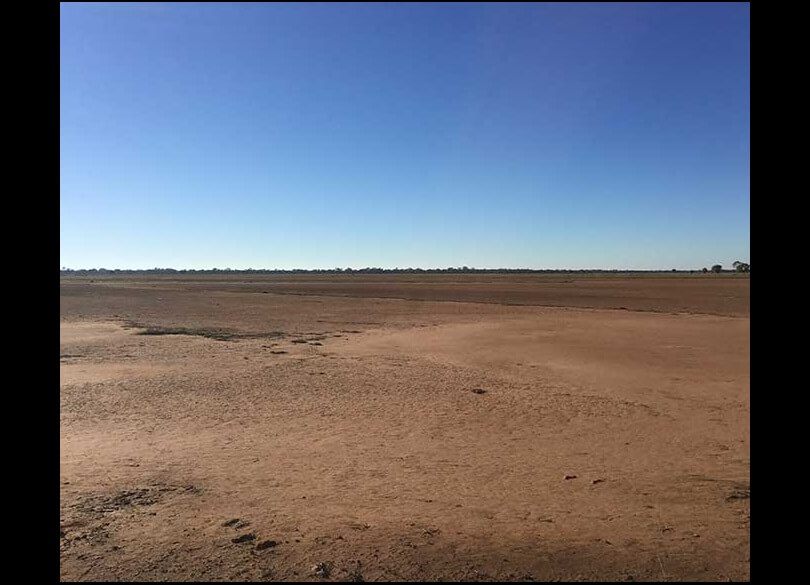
left=732, top=261, right=750, bottom=273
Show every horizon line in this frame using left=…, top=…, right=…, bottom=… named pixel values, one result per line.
left=60, top=266, right=746, bottom=273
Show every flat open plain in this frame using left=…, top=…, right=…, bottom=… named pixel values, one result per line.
left=60, top=274, right=750, bottom=581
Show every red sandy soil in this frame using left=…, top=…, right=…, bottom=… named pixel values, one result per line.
left=60, top=275, right=749, bottom=581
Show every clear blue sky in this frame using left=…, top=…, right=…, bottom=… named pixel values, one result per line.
left=60, top=2, right=749, bottom=270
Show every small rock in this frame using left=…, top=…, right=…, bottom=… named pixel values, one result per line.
left=232, top=533, right=256, bottom=544
left=564, top=474, right=578, bottom=480
left=256, top=539, right=278, bottom=550
left=592, top=478, right=605, bottom=485
left=471, top=388, right=487, bottom=394
left=313, top=562, right=331, bottom=578
left=222, top=518, right=240, bottom=527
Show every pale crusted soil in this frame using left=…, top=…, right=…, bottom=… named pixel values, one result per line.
left=60, top=278, right=749, bottom=581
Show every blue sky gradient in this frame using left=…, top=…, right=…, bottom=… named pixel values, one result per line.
left=60, top=2, right=749, bottom=270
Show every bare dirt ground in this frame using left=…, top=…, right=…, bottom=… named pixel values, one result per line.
left=60, top=275, right=749, bottom=581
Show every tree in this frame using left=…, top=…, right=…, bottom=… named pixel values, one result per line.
left=711, top=264, right=722, bottom=273
left=732, top=260, right=750, bottom=273
left=702, top=267, right=708, bottom=273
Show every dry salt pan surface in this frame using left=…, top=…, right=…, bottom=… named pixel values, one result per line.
left=60, top=276, right=749, bottom=582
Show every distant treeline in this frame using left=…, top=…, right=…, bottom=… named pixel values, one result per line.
left=60, top=267, right=735, bottom=276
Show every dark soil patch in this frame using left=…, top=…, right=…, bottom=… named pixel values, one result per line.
left=726, top=487, right=750, bottom=501
left=232, top=533, right=257, bottom=544
left=71, top=484, right=200, bottom=517
left=126, top=322, right=284, bottom=342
